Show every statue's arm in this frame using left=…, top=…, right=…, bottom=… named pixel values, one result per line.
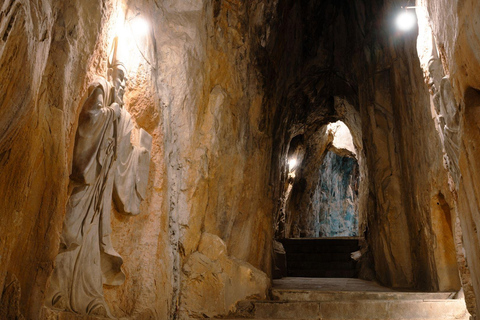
left=113, top=124, right=152, bottom=215
left=135, top=129, right=152, bottom=200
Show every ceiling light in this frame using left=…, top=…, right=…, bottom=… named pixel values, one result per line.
left=288, top=158, right=297, bottom=170
left=130, top=16, right=150, bottom=37
left=396, top=10, right=417, bottom=31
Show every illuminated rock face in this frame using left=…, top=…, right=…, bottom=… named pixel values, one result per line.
left=316, top=151, right=359, bottom=238
left=418, top=0, right=480, bottom=315
left=1, top=0, right=480, bottom=319
left=179, top=233, right=269, bottom=319
left=286, top=121, right=360, bottom=239
left=0, top=1, right=109, bottom=319
left=0, top=0, right=273, bottom=318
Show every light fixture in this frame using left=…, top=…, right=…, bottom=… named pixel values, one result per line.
left=396, top=8, right=417, bottom=32
left=288, top=158, right=297, bottom=170
left=111, top=14, right=151, bottom=71
left=129, top=16, right=150, bottom=37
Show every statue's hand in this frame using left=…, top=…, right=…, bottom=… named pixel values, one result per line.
left=113, top=89, right=125, bottom=107
left=139, top=128, right=153, bottom=152
left=111, top=102, right=121, bottom=119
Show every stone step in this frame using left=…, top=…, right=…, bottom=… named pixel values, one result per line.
left=287, top=269, right=357, bottom=278
left=247, top=299, right=469, bottom=320
left=271, top=289, right=455, bottom=301
left=287, top=252, right=354, bottom=262
left=287, top=260, right=356, bottom=270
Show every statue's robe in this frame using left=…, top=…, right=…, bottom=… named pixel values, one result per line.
left=46, top=77, right=150, bottom=316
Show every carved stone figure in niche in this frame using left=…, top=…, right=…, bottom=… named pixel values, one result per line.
left=427, top=39, right=460, bottom=185
left=45, top=38, right=152, bottom=317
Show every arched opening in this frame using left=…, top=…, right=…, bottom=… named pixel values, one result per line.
left=274, top=106, right=368, bottom=278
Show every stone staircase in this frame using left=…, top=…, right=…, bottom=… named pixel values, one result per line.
left=227, top=278, right=470, bottom=320
left=280, top=238, right=359, bottom=278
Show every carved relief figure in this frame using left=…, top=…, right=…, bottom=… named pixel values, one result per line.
left=45, top=39, right=152, bottom=317
left=427, top=39, right=460, bottom=185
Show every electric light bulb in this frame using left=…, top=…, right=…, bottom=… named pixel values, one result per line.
left=289, top=158, right=297, bottom=169
left=396, top=11, right=416, bottom=31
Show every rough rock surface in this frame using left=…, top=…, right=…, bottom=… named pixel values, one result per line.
left=0, top=0, right=274, bottom=318
left=0, top=0, right=106, bottom=318
left=286, top=128, right=359, bottom=238
left=179, top=233, right=268, bottom=319
left=416, top=0, right=480, bottom=315
left=316, top=150, right=359, bottom=237
left=1, top=0, right=479, bottom=319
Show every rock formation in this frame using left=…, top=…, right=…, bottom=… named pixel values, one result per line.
left=316, top=150, right=359, bottom=238
left=1, top=0, right=480, bottom=319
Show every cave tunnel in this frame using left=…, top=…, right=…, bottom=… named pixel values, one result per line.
left=0, top=0, right=479, bottom=319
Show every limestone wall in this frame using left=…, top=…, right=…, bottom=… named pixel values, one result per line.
left=0, top=0, right=274, bottom=318
left=0, top=0, right=107, bottom=318
left=0, top=0, right=477, bottom=318
left=417, top=0, right=480, bottom=314
left=316, top=151, right=359, bottom=238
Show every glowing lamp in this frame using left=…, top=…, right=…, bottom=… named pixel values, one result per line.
left=288, top=158, right=297, bottom=170
left=396, top=10, right=417, bottom=31
left=130, top=17, right=150, bottom=37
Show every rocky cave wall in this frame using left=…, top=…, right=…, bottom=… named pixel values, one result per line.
left=416, top=0, right=480, bottom=314
left=174, top=1, right=275, bottom=318
left=267, top=0, right=462, bottom=293
left=286, top=125, right=334, bottom=238
left=1, top=0, right=479, bottom=318
left=0, top=0, right=109, bottom=318
left=316, top=150, right=359, bottom=238
left=0, top=0, right=276, bottom=319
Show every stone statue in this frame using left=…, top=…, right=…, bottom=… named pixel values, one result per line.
left=45, top=38, right=152, bottom=317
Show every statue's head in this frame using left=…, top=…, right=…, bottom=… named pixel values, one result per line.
left=87, top=77, right=109, bottom=107
left=109, top=62, right=128, bottom=102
